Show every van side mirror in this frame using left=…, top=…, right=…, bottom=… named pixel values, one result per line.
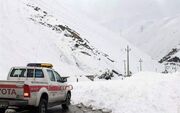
left=57, top=77, right=67, bottom=83
left=61, top=77, right=67, bottom=82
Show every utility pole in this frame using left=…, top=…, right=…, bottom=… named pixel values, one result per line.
left=139, top=58, right=143, bottom=71
left=125, top=45, right=131, bottom=76
left=123, top=60, right=126, bottom=76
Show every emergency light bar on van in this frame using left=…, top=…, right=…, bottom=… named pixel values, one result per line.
left=27, top=63, right=53, bottom=68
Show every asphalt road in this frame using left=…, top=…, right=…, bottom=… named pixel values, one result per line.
left=6, top=104, right=111, bottom=113
left=47, top=104, right=108, bottom=113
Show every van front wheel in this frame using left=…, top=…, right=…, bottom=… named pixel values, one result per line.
left=36, top=99, right=47, bottom=113
left=62, top=92, right=71, bottom=110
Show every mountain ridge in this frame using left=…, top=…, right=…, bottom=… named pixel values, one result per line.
left=0, top=0, right=160, bottom=80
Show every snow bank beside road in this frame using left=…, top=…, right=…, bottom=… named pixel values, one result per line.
left=71, top=72, right=180, bottom=113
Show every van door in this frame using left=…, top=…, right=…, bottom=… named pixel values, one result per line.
left=54, top=71, right=66, bottom=101
left=47, top=70, right=59, bottom=103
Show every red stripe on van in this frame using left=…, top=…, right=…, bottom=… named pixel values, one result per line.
left=0, top=84, right=21, bottom=88
left=0, top=85, right=66, bottom=92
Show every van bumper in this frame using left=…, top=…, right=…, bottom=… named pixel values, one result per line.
left=0, top=99, right=28, bottom=108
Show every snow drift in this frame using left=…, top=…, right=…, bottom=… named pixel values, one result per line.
left=72, top=72, right=180, bottom=113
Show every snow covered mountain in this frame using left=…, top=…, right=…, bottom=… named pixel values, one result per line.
left=63, top=0, right=180, bottom=33
left=0, top=0, right=160, bottom=80
left=122, top=15, right=180, bottom=72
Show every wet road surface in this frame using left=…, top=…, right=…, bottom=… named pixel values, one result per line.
left=6, top=104, right=112, bottom=113
left=47, top=104, right=111, bottom=113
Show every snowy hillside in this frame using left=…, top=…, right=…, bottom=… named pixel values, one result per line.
left=122, top=15, right=180, bottom=72
left=122, top=15, right=180, bottom=60
left=0, top=0, right=160, bottom=80
left=61, top=0, right=180, bottom=32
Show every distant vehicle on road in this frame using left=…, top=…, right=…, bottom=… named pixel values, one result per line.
left=0, top=63, right=72, bottom=113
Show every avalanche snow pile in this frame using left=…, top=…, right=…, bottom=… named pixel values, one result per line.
left=0, top=0, right=160, bottom=80
left=72, top=72, right=180, bottom=113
